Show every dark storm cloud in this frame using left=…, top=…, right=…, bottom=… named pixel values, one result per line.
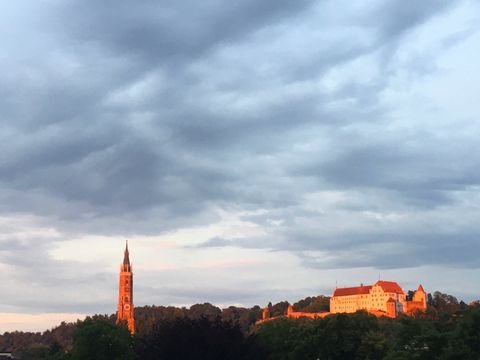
left=299, top=233, right=480, bottom=270
left=195, top=223, right=480, bottom=270
left=1, top=126, right=165, bottom=211
left=55, top=0, right=316, bottom=66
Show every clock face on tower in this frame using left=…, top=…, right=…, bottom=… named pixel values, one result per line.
left=124, top=304, right=131, bottom=311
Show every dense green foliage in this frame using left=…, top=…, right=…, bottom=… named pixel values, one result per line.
left=254, top=304, right=480, bottom=360
left=69, top=317, right=134, bottom=360
left=293, top=295, right=330, bottom=313
left=0, top=321, right=78, bottom=357
left=135, top=317, right=258, bottom=360
left=3, top=316, right=130, bottom=360
left=1, top=293, right=479, bottom=360
left=135, top=303, right=262, bottom=336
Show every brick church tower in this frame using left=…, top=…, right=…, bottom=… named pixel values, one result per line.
left=117, top=241, right=134, bottom=335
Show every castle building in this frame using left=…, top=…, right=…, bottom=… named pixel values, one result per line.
left=406, top=285, right=427, bottom=313
left=117, top=241, right=135, bottom=335
left=330, top=280, right=426, bottom=318
left=257, top=280, right=426, bottom=324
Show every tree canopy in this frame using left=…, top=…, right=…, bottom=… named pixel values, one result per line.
left=2, top=293, right=480, bottom=359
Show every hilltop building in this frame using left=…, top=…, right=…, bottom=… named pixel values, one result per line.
left=330, top=281, right=427, bottom=318
left=405, top=284, right=427, bottom=313
left=258, top=280, right=427, bottom=324
left=117, top=241, right=135, bottom=334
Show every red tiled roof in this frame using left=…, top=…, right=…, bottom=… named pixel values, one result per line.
left=375, top=281, right=404, bottom=295
left=333, top=285, right=372, bottom=297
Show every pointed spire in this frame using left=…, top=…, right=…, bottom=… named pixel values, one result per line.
left=417, top=284, right=425, bottom=293
left=123, top=240, right=130, bottom=266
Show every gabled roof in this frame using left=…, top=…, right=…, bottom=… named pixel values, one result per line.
left=333, top=285, right=372, bottom=297
left=417, top=284, right=425, bottom=293
left=387, top=297, right=396, bottom=303
left=375, top=281, right=404, bottom=295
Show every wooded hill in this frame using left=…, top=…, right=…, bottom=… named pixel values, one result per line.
left=1, top=292, right=477, bottom=359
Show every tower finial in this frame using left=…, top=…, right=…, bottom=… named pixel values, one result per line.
left=123, top=240, right=130, bottom=266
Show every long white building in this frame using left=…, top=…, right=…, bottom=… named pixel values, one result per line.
left=330, top=280, right=426, bottom=317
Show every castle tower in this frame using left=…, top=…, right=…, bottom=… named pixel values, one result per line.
left=413, top=284, right=427, bottom=310
left=287, top=303, right=293, bottom=316
left=386, top=298, right=397, bottom=318
left=262, top=306, right=270, bottom=321
left=117, top=241, right=134, bottom=335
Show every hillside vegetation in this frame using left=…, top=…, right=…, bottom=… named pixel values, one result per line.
left=1, top=292, right=478, bottom=360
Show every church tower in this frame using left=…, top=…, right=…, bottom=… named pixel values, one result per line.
left=117, top=241, right=134, bottom=335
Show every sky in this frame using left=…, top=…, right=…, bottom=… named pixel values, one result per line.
left=1, top=0, right=480, bottom=333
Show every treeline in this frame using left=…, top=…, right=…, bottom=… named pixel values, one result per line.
left=257, top=303, right=480, bottom=359
left=1, top=292, right=478, bottom=359
left=0, top=320, right=80, bottom=357
left=135, top=303, right=261, bottom=335
left=5, top=301, right=480, bottom=360
left=0, top=294, right=328, bottom=356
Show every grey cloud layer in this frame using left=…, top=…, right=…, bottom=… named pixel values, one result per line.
left=0, top=0, right=479, bottom=313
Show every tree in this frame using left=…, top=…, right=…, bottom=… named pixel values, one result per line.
left=293, top=296, right=330, bottom=313
left=431, top=292, right=460, bottom=313
left=188, top=303, right=222, bottom=320
left=255, top=312, right=381, bottom=360
left=135, top=317, right=252, bottom=360
left=69, top=317, right=133, bottom=360
left=16, top=342, right=67, bottom=360
left=269, top=301, right=289, bottom=317
left=18, top=343, right=49, bottom=360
